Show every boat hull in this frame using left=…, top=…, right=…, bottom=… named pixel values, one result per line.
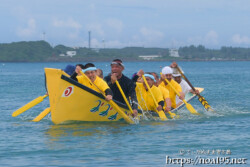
left=45, top=68, right=130, bottom=124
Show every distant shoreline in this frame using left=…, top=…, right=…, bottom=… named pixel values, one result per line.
left=1, top=40, right=250, bottom=62
left=1, top=59, right=249, bottom=63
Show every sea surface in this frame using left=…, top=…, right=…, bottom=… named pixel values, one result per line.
left=0, top=61, right=249, bottom=167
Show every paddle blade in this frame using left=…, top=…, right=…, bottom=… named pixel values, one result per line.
left=207, top=107, right=215, bottom=112
left=168, top=111, right=176, bottom=119
left=12, top=95, right=48, bottom=117
left=32, top=107, right=51, bottom=122
left=157, top=110, right=168, bottom=121
left=184, top=101, right=200, bottom=115
left=198, top=96, right=214, bottom=112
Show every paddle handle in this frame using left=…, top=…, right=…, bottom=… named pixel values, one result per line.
left=176, top=66, right=196, bottom=92
left=164, top=78, right=181, bottom=97
left=12, top=94, right=48, bottom=117
left=164, top=78, right=199, bottom=114
left=79, top=71, right=106, bottom=96
left=142, top=75, right=167, bottom=120
left=115, top=80, right=134, bottom=114
left=32, top=107, right=51, bottom=122
left=176, top=66, right=202, bottom=99
left=163, top=78, right=189, bottom=104
left=176, top=66, right=213, bottom=111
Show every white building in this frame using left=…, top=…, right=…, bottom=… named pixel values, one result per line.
left=59, top=51, right=77, bottom=57
left=169, top=48, right=180, bottom=57
left=139, top=55, right=162, bottom=60
left=66, top=51, right=76, bottom=57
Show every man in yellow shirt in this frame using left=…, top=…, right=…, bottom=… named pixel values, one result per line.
left=151, top=72, right=171, bottom=112
left=133, top=71, right=164, bottom=112
left=159, top=66, right=184, bottom=109
left=77, top=63, right=113, bottom=101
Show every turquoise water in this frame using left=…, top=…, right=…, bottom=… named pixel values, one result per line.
left=0, top=61, right=249, bottom=167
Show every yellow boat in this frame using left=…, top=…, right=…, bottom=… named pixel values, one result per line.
left=45, top=68, right=204, bottom=124
left=45, top=68, right=133, bottom=124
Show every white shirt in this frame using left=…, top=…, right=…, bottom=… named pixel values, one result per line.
left=175, top=79, right=192, bottom=104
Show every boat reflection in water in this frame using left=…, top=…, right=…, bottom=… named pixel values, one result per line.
left=46, top=122, right=128, bottom=138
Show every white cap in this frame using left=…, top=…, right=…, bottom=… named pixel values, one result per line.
left=173, top=73, right=181, bottom=77
left=162, top=66, right=173, bottom=74
left=172, top=67, right=184, bottom=77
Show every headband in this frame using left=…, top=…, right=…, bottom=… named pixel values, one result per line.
left=82, top=67, right=97, bottom=73
left=144, top=74, right=156, bottom=82
left=111, top=61, right=124, bottom=67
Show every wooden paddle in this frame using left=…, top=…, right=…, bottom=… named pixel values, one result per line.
left=80, top=71, right=136, bottom=124
left=167, top=108, right=176, bottom=119
left=176, top=66, right=214, bottom=112
left=164, top=78, right=199, bottom=115
left=115, top=80, right=134, bottom=115
left=158, top=73, right=177, bottom=119
left=142, top=75, right=168, bottom=121
left=12, top=94, right=48, bottom=117
left=32, top=107, right=51, bottom=122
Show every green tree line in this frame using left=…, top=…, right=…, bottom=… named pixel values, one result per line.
left=0, top=41, right=249, bottom=62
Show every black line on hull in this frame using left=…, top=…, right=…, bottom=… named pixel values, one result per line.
left=61, top=75, right=129, bottom=110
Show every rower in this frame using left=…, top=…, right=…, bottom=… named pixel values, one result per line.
left=132, top=70, right=164, bottom=111
left=70, top=64, right=84, bottom=81
left=171, top=64, right=199, bottom=107
left=151, top=72, right=172, bottom=112
left=77, top=63, right=113, bottom=101
left=134, top=72, right=165, bottom=112
left=159, top=66, right=184, bottom=109
left=104, top=59, right=138, bottom=116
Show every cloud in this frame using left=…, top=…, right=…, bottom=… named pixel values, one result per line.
left=187, top=30, right=218, bottom=46
left=5, top=1, right=250, bottom=48
left=86, top=23, right=105, bottom=36
left=89, top=3, right=96, bottom=10
left=105, top=40, right=124, bottom=48
left=16, top=18, right=36, bottom=37
left=204, top=30, right=218, bottom=44
left=52, top=18, right=82, bottom=30
left=68, top=32, right=79, bottom=39
left=105, top=19, right=123, bottom=33
left=139, top=27, right=164, bottom=42
left=51, top=18, right=83, bottom=41
left=231, top=34, right=250, bottom=45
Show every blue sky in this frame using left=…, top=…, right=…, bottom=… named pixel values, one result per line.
left=1, top=0, right=250, bottom=48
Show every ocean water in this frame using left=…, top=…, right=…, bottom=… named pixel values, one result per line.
left=0, top=61, right=249, bottom=167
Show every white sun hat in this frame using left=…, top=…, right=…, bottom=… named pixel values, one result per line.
left=162, top=66, right=173, bottom=74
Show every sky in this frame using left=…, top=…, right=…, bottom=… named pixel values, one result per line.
left=1, top=0, right=250, bottom=48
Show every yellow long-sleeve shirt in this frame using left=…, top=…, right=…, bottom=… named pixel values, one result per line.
left=135, top=83, right=164, bottom=111
left=158, top=85, right=170, bottom=110
left=159, top=79, right=182, bottom=108
left=77, top=75, right=110, bottom=93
